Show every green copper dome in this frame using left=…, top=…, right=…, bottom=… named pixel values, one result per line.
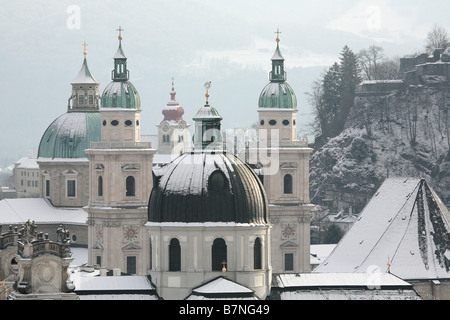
left=258, top=82, right=297, bottom=109
left=101, top=81, right=141, bottom=110
left=258, top=39, right=297, bottom=110
left=38, top=112, right=101, bottom=159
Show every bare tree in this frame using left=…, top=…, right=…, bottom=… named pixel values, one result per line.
left=358, top=45, right=384, bottom=80
left=425, top=24, right=450, bottom=54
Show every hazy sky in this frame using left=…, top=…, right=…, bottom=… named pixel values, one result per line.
left=1, top=0, right=449, bottom=166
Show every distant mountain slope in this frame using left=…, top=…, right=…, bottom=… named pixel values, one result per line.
left=310, top=85, right=450, bottom=213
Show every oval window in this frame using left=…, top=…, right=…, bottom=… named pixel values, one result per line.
left=269, top=120, right=277, bottom=126
left=125, top=120, right=133, bottom=126
left=260, top=120, right=265, bottom=126
left=136, top=120, right=140, bottom=126
left=102, top=120, right=107, bottom=126
left=293, top=120, right=296, bottom=126
left=111, top=120, right=119, bottom=126
left=282, top=120, right=290, bottom=126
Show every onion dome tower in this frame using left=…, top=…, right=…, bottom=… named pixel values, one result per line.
left=147, top=84, right=272, bottom=300
left=248, top=30, right=314, bottom=274
left=37, top=42, right=101, bottom=207
left=157, top=79, right=190, bottom=155
left=84, top=27, right=156, bottom=276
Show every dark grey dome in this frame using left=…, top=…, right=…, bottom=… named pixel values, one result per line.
left=148, top=152, right=268, bottom=224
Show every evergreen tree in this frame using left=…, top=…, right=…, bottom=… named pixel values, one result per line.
left=324, top=224, right=344, bottom=244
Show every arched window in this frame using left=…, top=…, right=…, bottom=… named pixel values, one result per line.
left=98, top=176, right=103, bottom=197
left=169, top=238, right=181, bottom=271
left=212, top=238, right=227, bottom=271
left=208, top=171, right=227, bottom=193
left=254, top=237, right=262, bottom=270
left=126, top=176, right=135, bottom=197
left=284, top=174, right=293, bottom=194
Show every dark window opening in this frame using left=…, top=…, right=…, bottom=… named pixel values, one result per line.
left=260, top=120, right=265, bottom=126
left=285, top=253, right=294, bottom=271
left=208, top=171, right=227, bottom=192
left=98, top=176, right=103, bottom=197
left=284, top=174, right=293, bottom=194
left=269, top=120, right=277, bottom=126
left=96, top=256, right=102, bottom=266
left=125, top=120, right=133, bottom=126
left=126, top=176, right=135, bottom=197
left=67, top=180, right=76, bottom=197
left=111, top=120, right=119, bottom=126
left=127, top=256, right=136, bottom=274
left=212, top=238, right=227, bottom=271
left=254, top=237, right=262, bottom=270
left=282, top=119, right=290, bottom=126
left=169, top=238, right=181, bottom=271
left=45, top=180, right=50, bottom=197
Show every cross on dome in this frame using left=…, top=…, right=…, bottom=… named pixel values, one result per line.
left=117, top=26, right=124, bottom=41
left=82, top=41, right=88, bottom=57
left=275, top=28, right=281, bottom=42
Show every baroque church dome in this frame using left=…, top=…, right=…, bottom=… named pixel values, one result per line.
left=258, top=36, right=297, bottom=110
left=101, top=38, right=141, bottom=110
left=148, top=151, right=269, bottom=224
left=38, top=53, right=101, bottom=159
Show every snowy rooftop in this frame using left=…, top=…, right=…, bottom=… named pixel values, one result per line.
left=73, top=274, right=160, bottom=300
left=15, top=157, right=39, bottom=170
left=314, top=178, right=450, bottom=280
left=185, top=276, right=258, bottom=300
left=0, top=198, right=87, bottom=225
left=271, top=273, right=420, bottom=300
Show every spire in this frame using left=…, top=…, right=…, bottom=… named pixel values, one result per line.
left=204, top=81, right=211, bottom=105
left=169, top=77, right=177, bottom=103
left=269, top=29, right=286, bottom=82
left=71, top=43, right=99, bottom=84
left=112, top=26, right=129, bottom=81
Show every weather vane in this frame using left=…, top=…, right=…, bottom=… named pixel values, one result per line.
left=82, top=41, right=88, bottom=57
left=275, top=28, right=281, bottom=42
left=117, top=26, right=124, bottom=41
left=204, top=81, right=211, bottom=104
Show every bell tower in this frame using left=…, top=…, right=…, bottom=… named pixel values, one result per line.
left=84, top=28, right=156, bottom=275
left=248, top=31, right=314, bottom=274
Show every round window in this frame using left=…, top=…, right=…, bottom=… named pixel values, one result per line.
left=111, top=120, right=119, bottom=126
left=125, top=120, right=133, bottom=126
left=269, top=120, right=277, bottom=126
left=282, top=120, right=290, bottom=126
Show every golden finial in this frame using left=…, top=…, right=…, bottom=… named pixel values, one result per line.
left=204, top=81, right=211, bottom=104
left=387, top=257, right=391, bottom=273
left=82, top=41, right=88, bottom=57
left=221, top=260, right=227, bottom=275
left=275, top=28, right=281, bottom=43
left=117, top=26, right=124, bottom=41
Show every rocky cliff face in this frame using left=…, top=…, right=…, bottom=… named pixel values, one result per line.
left=310, top=85, right=450, bottom=213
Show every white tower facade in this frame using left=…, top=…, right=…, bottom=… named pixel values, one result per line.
left=248, top=32, right=314, bottom=274
left=84, top=31, right=156, bottom=275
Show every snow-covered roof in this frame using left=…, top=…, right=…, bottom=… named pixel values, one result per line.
left=73, top=275, right=160, bottom=300
left=314, top=178, right=450, bottom=280
left=71, top=58, right=99, bottom=84
left=0, top=198, right=87, bottom=225
left=310, top=244, right=336, bottom=267
left=271, top=273, right=421, bottom=300
left=185, top=276, right=258, bottom=300
left=14, top=157, right=39, bottom=170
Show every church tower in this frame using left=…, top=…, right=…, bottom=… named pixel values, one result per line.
left=37, top=43, right=101, bottom=208
left=157, top=79, right=190, bottom=155
left=249, top=30, right=314, bottom=274
left=84, top=28, right=156, bottom=275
